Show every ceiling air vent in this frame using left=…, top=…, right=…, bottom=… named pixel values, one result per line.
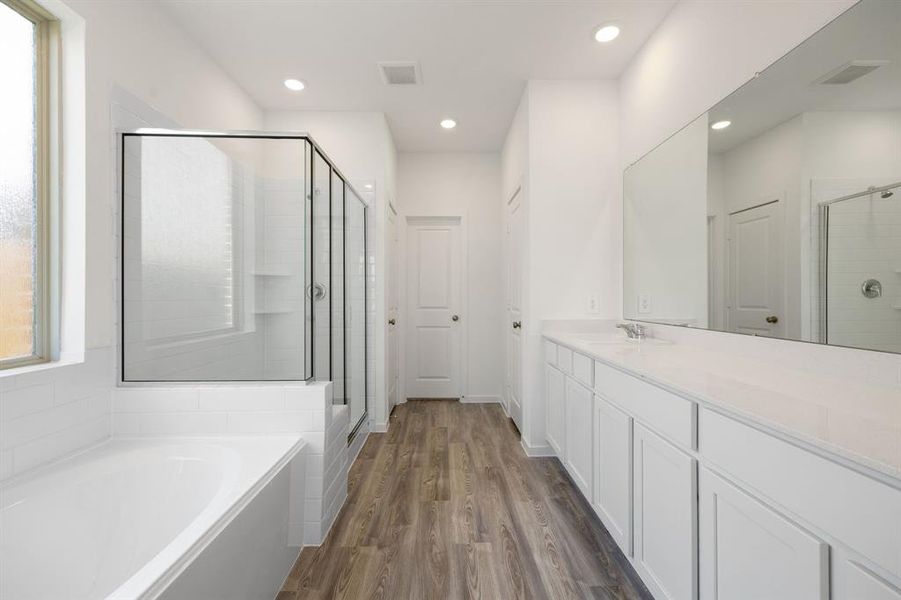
left=815, top=60, right=889, bottom=85
left=378, top=61, right=421, bottom=85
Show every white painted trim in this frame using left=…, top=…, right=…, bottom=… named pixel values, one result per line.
left=460, top=395, right=501, bottom=404
left=520, top=439, right=555, bottom=457
left=370, top=420, right=389, bottom=433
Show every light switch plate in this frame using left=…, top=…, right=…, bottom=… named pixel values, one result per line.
left=588, top=293, right=600, bottom=314
left=638, top=294, right=651, bottom=314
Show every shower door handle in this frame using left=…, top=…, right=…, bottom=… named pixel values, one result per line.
left=306, top=283, right=327, bottom=301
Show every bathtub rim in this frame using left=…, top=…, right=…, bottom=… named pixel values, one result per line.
left=0, top=435, right=305, bottom=600
left=114, top=435, right=305, bottom=600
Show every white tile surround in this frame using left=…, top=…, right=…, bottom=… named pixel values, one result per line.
left=111, top=381, right=349, bottom=545
left=0, top=348, right=113, bottom=482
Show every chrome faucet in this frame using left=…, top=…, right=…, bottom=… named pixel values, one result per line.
left=616, top=322, right=646, bottom=340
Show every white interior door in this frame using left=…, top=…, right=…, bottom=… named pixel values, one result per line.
left=405, top=217, right=462, bottom=399
left=387, top=206, right=399, bottom=409
left=727, top=200, right=784, bottom=337
left=506, top=190, right=523, bottom=429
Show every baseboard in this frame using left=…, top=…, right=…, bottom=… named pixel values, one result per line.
left=521, top=439, right=556, bottom=457
left=370, top=420, right=389, bottom=433
left=460, top=395, right=501, bottom=404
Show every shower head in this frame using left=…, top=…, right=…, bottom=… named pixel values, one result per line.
left=881, top=190, right=894, bottom=199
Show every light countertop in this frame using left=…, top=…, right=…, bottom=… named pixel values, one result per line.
left=543, top=331, right=901, bottom=483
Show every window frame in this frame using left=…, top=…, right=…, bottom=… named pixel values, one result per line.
left=0, top=0, right=55, bottom=370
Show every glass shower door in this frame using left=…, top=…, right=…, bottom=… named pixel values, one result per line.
left=346, top=188, right=367, bottom=431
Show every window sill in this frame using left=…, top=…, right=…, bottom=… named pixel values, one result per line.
left=0, top=355, right=84, bottom=380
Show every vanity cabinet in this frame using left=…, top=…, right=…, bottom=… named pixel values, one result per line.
left=833, top=550, right=901, bottom=600
left=593, top=395, right=632, bottom=555
left=699, top=467, right=828, bottom=600
left=564, top=377, right=593, bottom=498
left=543, top=335, right=901, bottom=600
left=633, top=423, right=698, bottom=600
left=545, top=364, right=565, bottom=457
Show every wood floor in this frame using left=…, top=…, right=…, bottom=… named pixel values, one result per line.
left=278, top=400, right=652, bottom=600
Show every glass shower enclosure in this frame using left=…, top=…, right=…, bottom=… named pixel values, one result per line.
left=120, top=131, right=368, bottom=435
left=819, top=181, right=901, bottom=354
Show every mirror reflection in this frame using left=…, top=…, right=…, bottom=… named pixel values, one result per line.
left=624, top=0, right=901, bottom=353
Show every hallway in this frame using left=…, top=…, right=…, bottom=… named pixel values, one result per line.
left=278, top=400, right=651, bottom=599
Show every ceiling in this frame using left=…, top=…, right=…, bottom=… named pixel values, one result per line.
left=708, top=0, right=901, bottom=155
left=158, top=0, right=675, bottom=152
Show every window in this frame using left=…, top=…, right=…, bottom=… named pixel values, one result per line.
left=0, top=0, right=52, bottom=369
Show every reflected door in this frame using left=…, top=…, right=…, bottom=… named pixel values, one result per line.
left=727, top=201, right=784, bottom=337
left=405, top=217, right=462, bottom=398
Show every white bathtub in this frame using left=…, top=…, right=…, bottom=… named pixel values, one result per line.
left=0, top=437, right=304, bottom=600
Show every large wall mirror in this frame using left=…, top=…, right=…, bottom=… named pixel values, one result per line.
left=624, top=0, right=901, bottom=353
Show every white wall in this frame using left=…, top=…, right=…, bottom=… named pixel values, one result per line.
left=264, top=111, right=397, bottom=432
left=617, top=0, right=901, bottom=385
left=1, top=0, right=266, bottom=481
left=397, top=152, right=503, bottom=402
left=502, top=80, right=621, bottom=451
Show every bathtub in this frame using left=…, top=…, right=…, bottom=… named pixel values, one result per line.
left=0, top=436, right=305, bottom=600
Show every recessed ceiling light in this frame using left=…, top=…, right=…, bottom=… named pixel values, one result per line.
left=284, top=78, right=305, bottom=91
left=440, top=118, right=457, bottom=130
left=711, top=120, right=732, bottom=130
left=594, top=24, right=621, bottom=43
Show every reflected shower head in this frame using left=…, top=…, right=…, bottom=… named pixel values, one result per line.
left=881, top=190, right=894, bottom=199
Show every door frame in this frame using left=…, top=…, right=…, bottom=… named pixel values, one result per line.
left=387, top=201, right=400, bottom=409
left=401, top=215, right=468, bottom=400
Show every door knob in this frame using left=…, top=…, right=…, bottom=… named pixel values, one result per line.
left=512, top=321, right=522, bottom=329
left=765, top=315, right=778, bottom=324
left=388, top=319, right=396, bottom=325
left=452, top=315, right=460, bottom=322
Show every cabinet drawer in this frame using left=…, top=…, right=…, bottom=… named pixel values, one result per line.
left=544, top=340, right=557, bottom=366
left=557, top=346, right=574, bottom=375
left=700, top=408, right=901, bottom=579
left=572, top=352, right=593, bottom=388
left=594, top=360, right=696, bottom=449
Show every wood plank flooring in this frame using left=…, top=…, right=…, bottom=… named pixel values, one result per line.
left=278, top=399, right=652, bottom=600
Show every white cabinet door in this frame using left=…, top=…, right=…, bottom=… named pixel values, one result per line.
left=833, top=550, right=901, bottom=600
left=633, top=423, right=698, bottom=600
left=699, top=467, right=828, bottom=600
left=545, top=364, right=565, bottom=457
left=564, top=377, right=593, bottom=499
left=593, top=395, right=632, bottom=556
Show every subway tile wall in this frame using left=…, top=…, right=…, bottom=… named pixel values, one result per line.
left=0, top=347, right=113, bottom=482
left=111, top=381, right=347, bottom=545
